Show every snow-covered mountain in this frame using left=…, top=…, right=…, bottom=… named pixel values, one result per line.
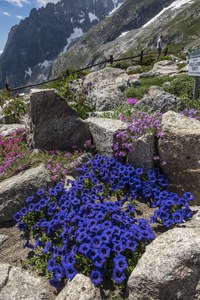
left=0, top=0, right=124, bottom=89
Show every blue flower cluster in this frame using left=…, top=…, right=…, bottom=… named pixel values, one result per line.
left=13, top=154, right=193, bottom=288
left=150, top=190, right=194, bottom=228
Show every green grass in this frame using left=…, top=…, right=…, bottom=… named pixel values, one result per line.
left=124, top=76, right=174, bottom=99
left=0, top=90, right=12, bottom=106
left=163, top=74, right=194, bottom=99
left=101, top=104, right=133, bottom=119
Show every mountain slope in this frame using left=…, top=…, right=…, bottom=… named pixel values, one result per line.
left=0, top=0, right=124, bottom=89
left=51, top=0, right=175, bottom=76
left=52, top=0, right=200, bottom=77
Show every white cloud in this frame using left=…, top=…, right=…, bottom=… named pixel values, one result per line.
left=3, top=11, right=11, bottom=16
left=36, top=0, right=60, bottom=7
left=5, top=0, right=30, bottom=7
left=16, top=15, right=24, bottom=19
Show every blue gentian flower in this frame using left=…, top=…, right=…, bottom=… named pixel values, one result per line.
left=43, top=241, right=52, bottom=253
left=90, top=270, right=103, bottom=285
left=25, top=196, right=34, bottom=203
left=112, top=269, right=126, bottom=284
left=64, top=263, right=77, bottom=280
left=47, top=258, right=56, bottom=272
left=53, top=266, right=63, bottom=281
left=18, top=222, right=27, bottom=231
left=20, top=207, right=28, bottom=216
left=13, top=212, right=22, bottom=222
left=114, top=254, right=128, bottom=272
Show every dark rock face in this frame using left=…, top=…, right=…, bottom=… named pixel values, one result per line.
left=0, top=0, right=124, bottom=89
left=29, top=89, right=92, bottom=151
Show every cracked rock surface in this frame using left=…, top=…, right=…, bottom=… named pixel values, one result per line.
left=0, top=263, right=46, bottom=300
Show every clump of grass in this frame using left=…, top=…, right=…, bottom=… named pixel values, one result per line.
left=101, top=104, right=133, bottom=120
left=126, top=65, right=152, bottom=75
left=163, top=74, right=194, bottom=99
left=124, top=76, right=174, bottom=99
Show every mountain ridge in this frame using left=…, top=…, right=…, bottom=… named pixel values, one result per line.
left=0, top=0, right=124, bottom=89
left=52, top=0, right=200, bottom=77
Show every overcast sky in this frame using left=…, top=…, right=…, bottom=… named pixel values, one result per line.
left=0, top=0, right=60, bottom=53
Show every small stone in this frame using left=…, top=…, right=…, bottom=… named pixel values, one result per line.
left=0, top=235, right=9, bottom=247
left=55, top=274, right=101, bottom=300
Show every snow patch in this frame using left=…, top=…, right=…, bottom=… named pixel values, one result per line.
left=118, top=31, right=129, bottom=38
left=79, top=18, right=85, bottom=24
left=62, top=28, right=84, bottom=52
left=109, top=0, right=123, bottom=15
left=25, top=68, right=32, bottom=78
left=88, top=12, right=99, bottom=22
left=0, top=50, right=3, bottom=55
left=38, top=60, right=53, bottom=69
left=143, top=0, right=194, bottom=28
left=79, top=11, right=85, bottom=18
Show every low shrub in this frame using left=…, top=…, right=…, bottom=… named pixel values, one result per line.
left=1, top=97, right=27, bottom=122
left=163, top=74, right=194, bottom=99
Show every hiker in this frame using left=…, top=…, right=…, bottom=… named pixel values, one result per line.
left=156, top=35, right=163, bottom=61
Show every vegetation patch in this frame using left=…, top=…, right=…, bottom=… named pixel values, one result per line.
left=14, top=155, right=194, bottom=294
left=124, top=76, right=174, bottom=100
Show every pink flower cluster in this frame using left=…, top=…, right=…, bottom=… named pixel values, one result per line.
left=114, top=111, right=163, bottom=158
left=0, top=129, right=26, bottom=176
left=47, top=157, right=68, bottom=182
left=127, top=98, right=138, bottom=105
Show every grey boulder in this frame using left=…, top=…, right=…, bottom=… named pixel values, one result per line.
left=0, top=263, right=46, bottom=300
left=0, top=164, right=51, bottom=222
left=84, top=67, right=127, bottom=111
left=134, top=87, right=183, bottom=113
left=55, top=274, right=101, bottom=300
left=86, top=117, right=127, bottom=156
left=127, top=211, right=200, bottom=300
left=158, top=111, right=200, bottom=204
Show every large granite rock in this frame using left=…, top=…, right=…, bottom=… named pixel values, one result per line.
left=158, top=111, right=200, bottom=204
left=134, top=86, right=183, bottom=113
left=29, top=89, right=91, bottom=151
left=86, top=117, right=127, bottom=156
left=127, top=209, right=200, bottom=300
left=0, top=164, right=51, bottom=222
left=55, top=274, right=101, bottom=300
left=0, top=263, right=46, bottom=300
left=127, top=133, right=156, bottom=170
left=140, top=60, right=179, bottom=78
left=84, top=67, right=127, bottom=111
